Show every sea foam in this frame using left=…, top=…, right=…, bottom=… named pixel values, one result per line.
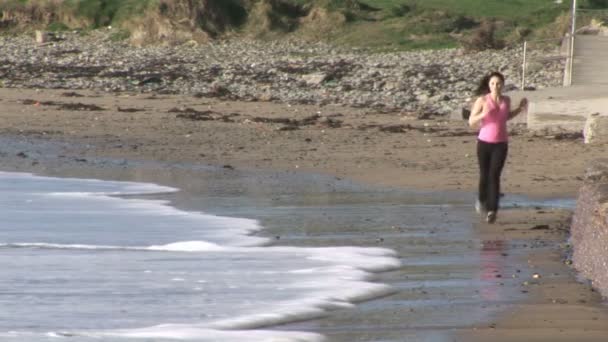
left=0, top=171, right=400, bottom=341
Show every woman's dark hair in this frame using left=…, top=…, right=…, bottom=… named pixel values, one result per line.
left=475, top=71, right=505, bottom=96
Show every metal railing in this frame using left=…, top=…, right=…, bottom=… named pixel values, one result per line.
left=517, top=0, right=608, bottom=89
left=521, top=37, right=570, bottom=90
left=520, top=0, right=578, bottom=89
left=567, top=0, right=577, bottom=86
left=563, top=1, right=608, bottom=85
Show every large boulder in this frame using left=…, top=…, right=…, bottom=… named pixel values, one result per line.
left=583, top=113, right=608, bottom=144
left=571, top=159, right=608, bottom=296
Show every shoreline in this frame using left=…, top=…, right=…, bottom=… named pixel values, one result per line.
left=2, top=86, right=608, bottom=340
left=0, top=136, right=585, bottom=341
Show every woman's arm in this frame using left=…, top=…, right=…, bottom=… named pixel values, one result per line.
left=508, top=97, right=528, bottom=120
left=468, top=97, right=485, bottom=128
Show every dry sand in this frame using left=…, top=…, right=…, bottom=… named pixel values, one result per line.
left=2, top=87, right=608, bottom=340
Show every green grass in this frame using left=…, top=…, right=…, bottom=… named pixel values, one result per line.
left=329, top=17, right=458, bottom=51
left=358, top=0, right=571, bottom=29
left=109, top=28, right=131, bottom=41
left=283, top=0, right=575, bottom=49
left=274, top=0, right=576, bottom=50
left=46, top=22, right=70, bottom=31
left=62, top=0, right=157, bottom=28
left=378, top=0, right=568, bottom=18
left=582, top=0, right=608, bottom=9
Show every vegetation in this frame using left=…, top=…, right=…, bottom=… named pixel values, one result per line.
left=65, top=0, right=157, bottom=28
left=0, top=0, right=606, bottom=49
left=584, top=0, right=608, bottom=9
left=312, top=0, right=573, bottom=50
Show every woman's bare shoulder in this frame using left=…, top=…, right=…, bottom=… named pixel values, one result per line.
left=474, top=96, right=485, bottom=105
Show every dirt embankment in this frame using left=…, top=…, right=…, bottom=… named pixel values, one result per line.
left=0, top=0, right=88, bottom=29
left=0, top=0, right=354, bottom=45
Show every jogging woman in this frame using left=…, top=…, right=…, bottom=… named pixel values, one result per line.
left=468, top=71, right=528, bottom=223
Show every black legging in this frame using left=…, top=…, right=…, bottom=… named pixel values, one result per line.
left=477, top=140, right=508, bottom=212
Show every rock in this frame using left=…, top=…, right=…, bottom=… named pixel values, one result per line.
left=35, top=30, right=54, bottom=44
left=256, top=92, right=275, bottom=102
left=571, top=159, right=608, bottom=298
left=583, top=113, right=608, bottom=144
left=0, top=31, right=564, bottom=115
left=302, top=72, right=327, bottom=86
left=416, top=93, right=430, bottom=102
left=383, top=81, right=400, bottom=91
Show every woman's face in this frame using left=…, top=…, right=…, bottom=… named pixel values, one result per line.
left=489, top=76, right=503, bottom=94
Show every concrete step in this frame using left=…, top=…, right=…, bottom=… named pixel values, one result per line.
left=573, top=74, right=608, bottom=78
left=572, top=60, right=608, bottom=63
left=574, top=36, right=608, bottom=41
left=574, top=50, right=608, bottom=55
left=571, top=71, right=608, bottom=75
left=573, top=52, right=608, bottom=57
left=572, top=69, right=608, bottom=73
left=573, top=43, right=607, bottom=48
left=573, top=59, right=608, bottom=62
left=573, top=51, right=608, bottom=55
left=574, top=44, right=608, bottom=48
left=573, top=72, right=608, bottom=75
left=571, top=67, right=608, bottom=72
left=571, top=68, right=608, bottom=72
left=573, top=61, right=608, bottom=65
left=574, top=45, right=608, bottom=50
left=572, top=80, right=608, bottom=85
left=572, top=77, right=608, bottom=80
left=572, top=61, right=608, bottom=64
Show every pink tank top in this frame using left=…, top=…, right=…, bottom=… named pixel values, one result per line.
left=478, top=94, right=509, bottom=143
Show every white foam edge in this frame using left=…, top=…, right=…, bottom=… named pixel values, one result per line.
left=206, top=248, right=400, bottom=330
left=0, top=241, right=225, bottom=252
left=62, top=277, right=391, bottom=341
left=2, top=242, right=399, bottom=336
left=39, top=192, right=266, bottom=246
left=74, top=277, right=393, bottom=340
left=0, top=242, right=400, bottom=273
left=3, top=329, right=325, bottom=342
left=208, top=282, right=395, bottom=331
left=0, top=171, right=178, bottom=195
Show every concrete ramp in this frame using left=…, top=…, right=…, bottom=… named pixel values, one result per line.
left=509, top=85, right=608, bottom=133
left=572, top=35, right=608, bottom=85
left=522, top=35, right=608, bottom=133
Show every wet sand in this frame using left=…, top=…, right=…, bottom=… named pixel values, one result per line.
left=2, top=87, right=608, bottom=340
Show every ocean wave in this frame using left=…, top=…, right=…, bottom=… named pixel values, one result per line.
left=0, top=240, right=224, bottom=252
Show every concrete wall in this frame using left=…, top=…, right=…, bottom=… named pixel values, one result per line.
left=571, top=159, right=608, bottom=295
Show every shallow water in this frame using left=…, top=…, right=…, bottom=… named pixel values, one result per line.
left=0, top=171, right=398, bottom=341
left=0, top=149, right=576, bottom=342
left=265, top=189, right=576, bottom=342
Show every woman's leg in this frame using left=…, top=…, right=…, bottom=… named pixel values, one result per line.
left=476, top=140, right=492, bottom=211
left=486, top=143, right=508, bottom=213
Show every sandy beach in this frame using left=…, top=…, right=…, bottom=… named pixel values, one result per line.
left=2, top=86, right=608, bottom=340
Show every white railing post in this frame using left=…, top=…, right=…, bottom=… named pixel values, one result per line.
left=521, top=40, right=527, bottom=90
left=567, top=0, right=577, bottom=86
